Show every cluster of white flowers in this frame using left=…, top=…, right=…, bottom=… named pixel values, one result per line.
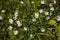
left=8, top=25, right=13, bottom=30
left=16, top=21, right=22, bottom=27
left=0, top=16, right=2, bottom=20
left=23, top=27, right=27, bottom=31
left=13, top=30, right=18, bottom=35
left=41, top=28, right=45, bottom=32
left=9, top=19, right=13, bottom=24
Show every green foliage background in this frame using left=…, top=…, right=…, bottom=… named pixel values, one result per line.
left=0, top=0, right=60, bottom=40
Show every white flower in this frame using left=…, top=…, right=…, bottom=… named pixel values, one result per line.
left=31, top=1, right=34, bottom=4
left=46, top=16, right=50, bottom=20
left=9, top=19, right=13, bottom=24
left=23, top=27, right=27, bottom=31
left=41, top=28, right=45, bottom=32
left=48, top=28, right=52, bottom=31
left=13, top=16, right=17, bottom=20
left=54, top=0, right=56, bottom=4
left=49, top=3, right=53, bottom=7
left=14, top=10, right=18, bottom=17
left=32, top=18, right=36, bottom=22
left=16, top=21, right=22, bottom=27
left=8, top=25, right=13, bottom=30
left=1, top=10, right=5, bottom=13
left=50, top=7, right=54, bottom=11
left=13, top=30, right=18, bottom=35
left=30, top=34, right=33, bottom=37
left=39, top=9, right=43, bottom=13
left=35, top=12, right=39, bottom=18
left=0, top=16, right=2, bottom=20
left=57, top=15, right=60, bottom=21
left=20, top=1, right=24, bottom=4
left=41, top=0, right=45, bottom=4
left=45, top=12, right=49, bottom=16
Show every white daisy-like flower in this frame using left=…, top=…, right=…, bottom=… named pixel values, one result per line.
left=35, top=12, right=39, bottom=18
left=16, top=21, right=22, bottom=27
left=50, top=7, right=54, bottom=11
left=31, top=1, right=34, bottom=4
left=57, top=15, right=60, bottom=21
left=1, top=10, right=5, bottom=13
left=14, top=10, right=18, bottom=17
left=30, top=34, right=33, bottom=37
left=13, top=30, right=18, bottom=35
left=54, top=0, right=56, bottom=4
left=9, top=19, right=13, bottom=24
left=41, top=0, right=45, bottom=4
left=23, top=27, right=27, bottom=31
left=32, top=18, right=36, bottom=22
left=46, top=16, right=50, bottom=20
left=39, top=9, right=43, bottom=13
left=20, top=1, right=24, bottom=4
left=49, top=3, right=53, bottom=7
left=8, top=25, right=13, bottom=30
left=13, top=16, right=17, bottom=20
left=0, top=16, right=2, bottom=20
left=41, top=28, right=45, bottom=32
left=45, top=12, right=49, bottom=16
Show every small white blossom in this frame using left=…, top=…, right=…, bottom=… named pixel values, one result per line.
left=20, top=1, right=24, bottom=4
left=14, top=10, right=18, bottom=17
left=48, top=28, right=52, bottom=31
left=8, top=25, right=13, bottom=30
left=14, top=30, right=18, bottom=35
left=41, top=28, right=45, bottom=32
left=45, top=12, right=49, bottom=16
left=41, top=0, right=45, bottom=4
left=32, top=18, right=36, bottom=22
left=31, top=1, right=34, bottom=4
left=49, top=3, right=53, bottom=7
left=23, top=27, right=27, bottom=31
left=9, top=19, right=13, bottom=24
left=57, top=15, right=60, bottom=21
left=54, top=0, right=56, bottom=4
left=35, top=12, right=39, bottom=18
left=50, top=7, right=54, bottom=11
left=1, top=10, right=5, bottom=13
left=13, top=16, right=17, bottom=20
left=0, top=16, right=2, bottom=20
left=46, top=16, right=50, bottom=20
left=16, top=21, right=22, bottom=27
left=30, top=34, right=33, bottom=37
left=39, top=9, right=43, bottom=13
